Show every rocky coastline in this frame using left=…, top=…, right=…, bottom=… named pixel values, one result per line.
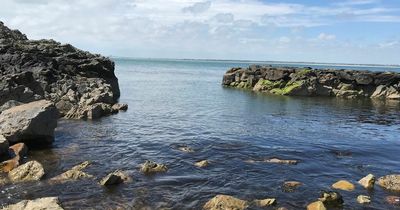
left=223, top=65, right=400, bottom=99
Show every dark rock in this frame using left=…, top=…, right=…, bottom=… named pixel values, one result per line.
left=386, top=196, right=400, bottom=206
left=50, top=161, right=93, bottom=183
left=140, top=160, right=168, bottom=174
left=318, top=191, right=344, bottom=207
left=99, top=170, right=131, bottom=186
left=0, top=135, right=8, bottom=158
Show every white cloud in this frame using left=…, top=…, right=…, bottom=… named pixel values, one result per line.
left=318, top=33, right=336, bottom=41
left=182, top=1, right=212, bottom=14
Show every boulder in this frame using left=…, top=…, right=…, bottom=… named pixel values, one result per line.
left=1, top=197, right=63, bottom=210
left=253, top=198, right=276, bottom=207
left=50, top=161, right=93, bottom=183
left=99, top=170, right=131, bottom=186
left=318, top=191, right=343, bottom=207
left=378, top=174, right=400, bottom=191
left=358, top=174, right=375, bottom=189
left=357, top=195, right=371, bottom=204
left=203, top=195, right=248, bottom=210
left=140, top=160, right=168, bottom=174
left=0, top=100, right=58, bottom=145
left=331, top=180, right=355, bottom=191
left=8, top=160, right=45, bottom=182
left=0, top=135, right=9, bottom=157
left=195, top=160, right=210, bottom=168
left=307, top=201, right=326, bottom=210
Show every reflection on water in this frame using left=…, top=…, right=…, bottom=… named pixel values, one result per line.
left=1, top=59, right=400, bottom=209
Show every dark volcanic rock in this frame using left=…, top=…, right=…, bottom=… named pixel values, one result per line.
left=0, top=21, right=121, bottom=119
left=223, top=66, right=400, bottom=99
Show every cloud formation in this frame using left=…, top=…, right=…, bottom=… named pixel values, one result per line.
left=0, top=0, right=399, bottom=64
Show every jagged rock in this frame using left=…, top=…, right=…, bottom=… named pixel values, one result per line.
left=99, top=170, right=131, bottom=186
left=357, top=195, right=371, bottom=204
left=378, top=174, right=400, bottom=191
left=0, top=100, right=58, bottom=145
left=223, top=66, right=400, bottom=100
left=282, top=181, right=302, bottom=192
left=0, top=21, right=123, bottom=119
left=203, top=195, right=248, bottom=210
left=318, top=191, right=343, bottom=207
left=358, top=174, right=375, bottom=189
left=0, top=135, right=9, bottom=157
left=307, top=201, right=326, bottom=210
left=8, top=160, right=45, bottom=182
left=112, top=103, right=128, bottom=112
left=331, top=180, right=355, bottom=191
left=50, top=161, right=93, bottom=183
left=253, top=198, right=276, bottom=207
left=1, top=197, right=64, bottom=210
left=195, top=160, right=210, bottom=168
left=140, top=160, right=168, bottom=174
left=386, top=196, right=400, bottom=206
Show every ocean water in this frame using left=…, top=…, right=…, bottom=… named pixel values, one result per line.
left=1, top=58, right=400, bottom=209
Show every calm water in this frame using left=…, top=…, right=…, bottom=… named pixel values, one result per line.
left=1, top=59, right=400, bottom=209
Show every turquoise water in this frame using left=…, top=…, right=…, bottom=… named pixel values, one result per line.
left=1, top=58, right=400, bottom=209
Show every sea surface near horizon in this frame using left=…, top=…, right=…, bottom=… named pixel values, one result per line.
left=1, top=58, right=400, bottom=209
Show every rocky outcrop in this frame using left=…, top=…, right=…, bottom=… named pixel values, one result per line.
left=0, top=100, right=58, bottom=145
left=0, top=21, right=122, bottom=119
left=1, top=197, right=64, bottom=210
left=222, top=65, right=400, bottom=99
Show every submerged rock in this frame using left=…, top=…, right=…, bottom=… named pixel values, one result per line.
left=253, top=198, right=276, bottom=207
left=357, top=195, right=371, bottom=204
left=0, top=100, right=58, bottom=145
left=50, top=161, right=93, bottom=183
left=140, top=160, right=168, bottom=174
left=8, top=160, right=45, bottom=182
left=358, top=174, right=375, bottom=189
left=378, top=174, right=400, bottom=191
left=178, top=146, right=195, bottom=153
left=331, top=180, right=355, bottom=191
left=195, top=160, right=210, bottom=168
left=318, top=191, right=343, bottom=207
left=386, top=196, right=400, bottom=206
left=1, top=197, right=63, bottom=210
left=100, top=170, right=131, bottom=186
left=203, top=195, right=248, bottom=210
left=264, top=158, right=298, bottom=165
left=282, top=181, right=302, bottom=192
left=307, top=201, right=326, bottom=210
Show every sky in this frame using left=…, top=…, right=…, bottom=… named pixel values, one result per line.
left=1, top=0, right=400, bottom=64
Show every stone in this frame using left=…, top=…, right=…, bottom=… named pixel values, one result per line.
left=178, top=146, right=194, bottom=153
left=1, top=197, right=64, bottom=210
left=140, top=160, right=168, bottom=174
left=112, top=103, right=128, bottom=111
left=307, top=201, right=326, bottom=210
left=318, top=191, right=343, bottom=207
left=195, top=160, right=210, bottom=168
left=253, top=198, right=276, bottom=207
left=358, top=174, right=375, bottom=189
left=9, top=143, right=28, bottom=158
left=50, top=161, right=93, bottom=183
left=203, top=195, right=248, bottom=210
left=264, top=158, right=298, bottom=165
left=100, top=170, right=131, bottom=186
left=0, top=135, right=9, bottom=157
left=8, top=160, right=45, bottom=182
left=386, top=196, right=400, bottom=206
left=378, top=174, right=400, bottom=191
left=0, top=100, right=24, bottom=114
left=1, top=158, right=20, bottom=173
left=0, top=100, right=58, bottom=145
left=282, top=181, right=302, bottom=192
left=357, top=195, right=371, bottom=204
left=331, top=180, right=355, bottom=191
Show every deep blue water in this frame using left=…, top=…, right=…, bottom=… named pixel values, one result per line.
left=1, top=59, right=400, bottom=209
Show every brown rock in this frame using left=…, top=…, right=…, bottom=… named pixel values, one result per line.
left=140, top=160, right=168, bottom=174
left=378, top=175, right=400, bottom=191
left=386, top=196, right=400, bottom=206
left=307, top=201, right=326, bottom=210
left=203, top=195, right=248, bottom=210
left=358, top=174, right=375, bottom=189
left=1, top=157, right=20, bottom=172
left=50, top=161, right=93, bottom=183
left=9, top=143, right=28, bottom=158
left=99, top=170, right=131, bottom=186
left=8, top=160, right=45, bottom=182
left=332, top=180, right=355, bottom=191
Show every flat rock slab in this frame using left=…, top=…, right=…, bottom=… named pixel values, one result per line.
left=1, top=197, right=63, bottom=210
left=0, top=100, right=58, bottom=145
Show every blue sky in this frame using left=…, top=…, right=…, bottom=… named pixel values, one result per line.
left=1, top=0, right=399, bottom=64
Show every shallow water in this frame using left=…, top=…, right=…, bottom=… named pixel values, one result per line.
left=1, top=59, right=400, bottom=209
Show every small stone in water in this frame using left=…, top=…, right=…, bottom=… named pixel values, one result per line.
left=253, top=198, right=276, bottom=207
left=318, top=191, right=343, bottom=207
left=282, top=181, right=302, bottom=192
left=140, top=160, right=168, bottom=174
left=307, top=201, right=326, bottom=210
left=386, top=196, right=400, bottom=206
left=203, top=195, right=248, bottom=210
left=357, top=195, right=371, bottom=204
left=194, top=160, right=209, bottom=168
left=332, top=180, right=355, bottom=191
left=178, top=146, right=194, bottom=153
left=358, top=174, right=375, bottom=189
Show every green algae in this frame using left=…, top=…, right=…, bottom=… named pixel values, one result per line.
left=270, top=81, right=303, bottom=95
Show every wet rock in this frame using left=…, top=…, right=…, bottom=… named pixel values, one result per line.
left=1, top=143, right=28, bottom=172
left=386, top=196, right=400, bottom=206
left=282, top=181, right=302, bottom=192
left=0, top=135, right=9, bottom=157
left=50, top=161, right=93, bottom=183
left=203, top=195, right=248, bottom=210
left=0, top=100, right=58, bottom=145
left=178, top=146, right=194, bottom=153
left=112, top=103, right=128, bottom=112
left=358, top=174, right=375, bottom=189
left=378, top=174, right=400, bottom=191
left=357, top=195, right=371, bottom=204
left=100, top=170, right=131, bottom=186
left=318, top=191, right=343, bottom=207
left=253, top=198, right=276, bottom=207
left=140, top=160, right=168, bottom=174
left=1, top=158, right=20, bottom=173
left=307, top=201, right=326, bottom=210
left=8, top=160, right=45, bottom=182
left=331, top=180, right=355, bottom=191
left=0, top=176, right=9, bottom=185
left=264, top=158, right=298, bottom=165
left=9, top=143, right=28, bottom=158
left=1, top=197, right=64, bottom=210
left=195, top=160, right=210, bottom=168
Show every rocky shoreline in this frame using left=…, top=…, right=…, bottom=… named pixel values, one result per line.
left=223, top=65, right=400, bottom=99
